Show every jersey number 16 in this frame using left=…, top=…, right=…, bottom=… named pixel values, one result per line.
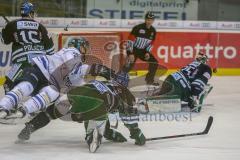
left=19, top=30, right=40, bottom=44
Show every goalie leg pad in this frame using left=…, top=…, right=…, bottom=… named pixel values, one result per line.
left=0, top=81, right=34, bottom=110
left=23, top=85, right=59, bottom=114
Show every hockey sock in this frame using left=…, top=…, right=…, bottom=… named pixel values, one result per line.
left=104, top=120, right=127, bottom=142
left=22, top=85, right=59, bottom=114
left=0, top=81, right=34, bottom=111
left=86, top=120, right=106, bottom=136
left=124, top=123, right=145, bottom=145
left=27, top=112, right=51, bottom=131
left=28, top=103, right=64, bottom=130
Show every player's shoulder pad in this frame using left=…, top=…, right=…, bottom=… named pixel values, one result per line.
left=2, top=20, right=15, bottom=34
left=38, top=21, right=47, bottom=29
left=5, top=19, right=17, bottom=27
left=13, top=18, right=22, bottom=22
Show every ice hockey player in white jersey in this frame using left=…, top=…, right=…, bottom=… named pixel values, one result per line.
left=0, top=37, right=89, bottom=118
left=155, top=52, right=213, bottom=112
left=17, top=70, right=145, bottom=153
left=0, top=35, right=130, bottom=149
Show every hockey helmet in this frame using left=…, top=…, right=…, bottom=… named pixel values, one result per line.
left=195, top=52, right=208, bottom=64
left=20, top=1, right=35, bottom=17
left=68, top=37, right=90, bottom=53
left=145, top=11, right=155, bottom=19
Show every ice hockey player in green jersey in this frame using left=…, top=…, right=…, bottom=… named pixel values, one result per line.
left=1, top=1, right=54, bottom=92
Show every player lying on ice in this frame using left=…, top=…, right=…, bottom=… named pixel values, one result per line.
left=0, top=37, right=145, bottom=152
left=152, top=52, right=213, bottom=112
left=16, top=71, right=145, bottom=153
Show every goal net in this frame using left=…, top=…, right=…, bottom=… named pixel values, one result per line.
left=58, top=32, right=124, bottom=72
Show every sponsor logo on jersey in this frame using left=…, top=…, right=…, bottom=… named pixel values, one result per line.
left=139, top=29, right=145, bottom=34
left=17, top=21, right=39, bottom=30
left=92, top=80, right=109, bottom=94
left=172, top=72, right=181, bottom=81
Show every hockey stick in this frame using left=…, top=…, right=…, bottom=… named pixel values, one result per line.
left=0, top=118, right=17, bottom=125
left=1, top=15, right=9, bottom=23
left=0, top=15, right=9, bottom=44
left=190, top=103, right=214, bottom=112
left=2, top=16, right=9, bottom=23
left=146, top=116, right=213, bottom=141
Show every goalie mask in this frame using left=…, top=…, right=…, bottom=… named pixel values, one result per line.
left=195, top=52, right=208, bottom=64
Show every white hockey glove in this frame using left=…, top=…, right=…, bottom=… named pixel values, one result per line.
left=134, top=98, right=149, bottom=114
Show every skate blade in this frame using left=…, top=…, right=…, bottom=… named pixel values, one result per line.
left=15, top=139, right=28, bottom=144
left=5, top=111, right=24, bottom=120
left=89, top=129, right=100, bottom=153
left=0, top=118, right=16, bottom=125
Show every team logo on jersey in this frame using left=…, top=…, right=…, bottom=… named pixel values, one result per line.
left=139, top=29, right=145, bottom=34
left=17, top=21, right=39, bottom=30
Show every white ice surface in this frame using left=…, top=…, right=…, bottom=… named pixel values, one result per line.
left=0, top=76, right=240, bottom=160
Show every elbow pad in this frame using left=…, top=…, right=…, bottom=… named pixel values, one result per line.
left=191, top=79, right=206, bottom=96
left=89, top=64, right=116, bottom=80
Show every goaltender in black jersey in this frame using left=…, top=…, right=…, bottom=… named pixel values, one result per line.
left=156, top=52, right=212, bottom=112
left=1, top=2, right=54, bottom=64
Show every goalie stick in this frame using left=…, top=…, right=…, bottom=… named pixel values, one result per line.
left=146, top=116, right=213, bottom=141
